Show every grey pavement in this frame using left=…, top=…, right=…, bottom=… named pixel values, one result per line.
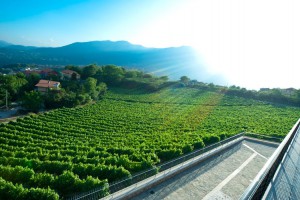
left=131, top=140, right=277, bottom=200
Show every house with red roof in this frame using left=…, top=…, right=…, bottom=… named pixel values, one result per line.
left=61, top=70, right=81, bottom=80
left=40, top=69, right=59, bottom=78
left=24, top=68, right=59, bottom=78
left=24, top=69, right=42, bottom=76
left=35, top=80, right=60, bottom=93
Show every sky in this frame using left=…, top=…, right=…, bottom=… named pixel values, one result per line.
left=0, top=0, right=300, bottom=89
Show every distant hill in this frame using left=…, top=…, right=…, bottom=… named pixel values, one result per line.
left=0, top=40, right=13, bottom=47
left=0, top=40, right=222, bottom=83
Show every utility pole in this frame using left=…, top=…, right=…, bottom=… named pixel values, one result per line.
left=5, top=89, right=8, bottom=110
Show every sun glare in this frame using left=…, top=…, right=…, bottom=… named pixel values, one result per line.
left=191, top=0, right=300, bottom=89
left=133, top=0, right=300, bottom=89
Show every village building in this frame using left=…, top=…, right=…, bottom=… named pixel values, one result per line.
left=24, top=68, right=59, bottom=78
left=35, top=80, right=60, bottom=93
left=61, top=70, right=81, bottom=80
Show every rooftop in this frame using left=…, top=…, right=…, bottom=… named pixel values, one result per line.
left=35, top=80, right=60, bottom=88
left=61, top=69, right=79, bottom=75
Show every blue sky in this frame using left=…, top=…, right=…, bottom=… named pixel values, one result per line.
left=0, top=0, right=182, bottom=47
left=1, top=0, right=300, bottom=89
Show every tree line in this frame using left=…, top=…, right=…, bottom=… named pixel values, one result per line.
left=179, top=76, right=300, bottom=107
left=2, top=65, right=299, bottom=113
left=0, top=64, right=171, bottom=112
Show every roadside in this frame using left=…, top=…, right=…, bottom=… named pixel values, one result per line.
left=0, top=106, right=25, bottom=122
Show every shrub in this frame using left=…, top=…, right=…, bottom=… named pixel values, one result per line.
left=157, top=149, right=182, bottom=162
left=25, top=187, right=59, bottom=200
left=53, top=171, right=80, bottom=195
left=193, top=139, right=205, bottom=149
left=182, top=144, right=194, bottom=154
left=30, top=173, right=55, bottom=188
left=202, top=134, right=220, bottom=145
left=0, top=178, right=59, bottom=200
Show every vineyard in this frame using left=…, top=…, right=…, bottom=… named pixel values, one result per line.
left=1, top=86, right=300, bottom=199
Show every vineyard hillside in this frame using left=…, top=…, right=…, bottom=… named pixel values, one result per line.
left=1, top=86, right=300, bottom=199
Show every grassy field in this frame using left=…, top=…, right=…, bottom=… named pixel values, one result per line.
left=0, top=86, right=299, bottom=199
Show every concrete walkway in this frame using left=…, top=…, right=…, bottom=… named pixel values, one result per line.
left=131, top=139, right=277, bottom=200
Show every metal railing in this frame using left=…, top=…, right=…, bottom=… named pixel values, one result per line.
left=240, top=119, right=300, bottom=200
left=67, top=132, right=245, bottom=200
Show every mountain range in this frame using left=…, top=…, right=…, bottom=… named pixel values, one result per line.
left=0, top=40, right=223, bottom=83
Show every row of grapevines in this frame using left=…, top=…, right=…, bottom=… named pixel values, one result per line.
left=0, top=87, right=299, bottom=199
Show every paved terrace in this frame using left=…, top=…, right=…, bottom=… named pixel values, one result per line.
left=130, top=139, right=277, bottom=200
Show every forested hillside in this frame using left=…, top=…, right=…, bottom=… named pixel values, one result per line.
left=0, top=40, right=214, bottom=82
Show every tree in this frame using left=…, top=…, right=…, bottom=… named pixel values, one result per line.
left=83, top=77, right=98, bottom=100
left=84, top=77, right=97, bottom=95
left=75, top=93, right=92, bottom=105
left=26, top=73, right=41, bottom=91
left=61, top=92, right=78, bottom=107
left=65, top=65, right=82, bottom=75
left=44, top=90, right=65, bottom=109
left=180, top=76, right=190, bottom=83
left=93, top=67, right=104, bottom=82
left=125, top=70, right=138, bottom=78
left=61, top=80, right=80, bottom=93
left=160, top=76, right=169, bottom=81
left=208, top=83, right=215, bottom=89
left=96, top=82, right=107, bottom=97
left=102, top=65, right=125, bottom=85
left=71, top=73, right=78, bottom=81
left=297, top=90, right=300, bottom=99
left=2, top=74, right=28, bottom=101
left=21, top=91, right=44, bottom=112
left=81, top=64, right=98, bottom=79
left=83, top=78, right=107, bottom=100
left=143, top=74, right=153, bottom=78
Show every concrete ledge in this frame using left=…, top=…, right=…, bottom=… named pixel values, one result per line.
left=243, top=137, right=280, bottom=148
